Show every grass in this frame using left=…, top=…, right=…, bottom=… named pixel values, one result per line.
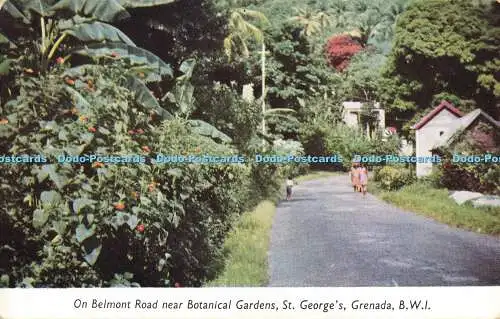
left=207, top=200, right=277, bottom=286
left=369, top=180, right=500, bottom=236
left=207, top=171, right=340, bottom=286
left=296, top=170, right=342, bottom=182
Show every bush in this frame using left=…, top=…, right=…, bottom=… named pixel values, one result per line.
left=437, top=162, right=500, bottom=195
left=271, top=139, right=308, bottom=177
left=375, top=165, right=415, bottom=191
left=0, top=64, right=252, bottom=287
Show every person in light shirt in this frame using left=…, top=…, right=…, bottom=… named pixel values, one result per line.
left=286, top=176, right=294, bottom=200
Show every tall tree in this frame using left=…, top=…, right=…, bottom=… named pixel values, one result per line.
left=289, top=7, right=331, bottom=37
left=224, top=8, right=269, bottom=135
left=379, top=0, right=500, bottom=136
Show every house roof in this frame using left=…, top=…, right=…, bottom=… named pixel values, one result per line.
left=411, top=100, right=464, bottom=130
left=432, top=108, right=500, bottom=149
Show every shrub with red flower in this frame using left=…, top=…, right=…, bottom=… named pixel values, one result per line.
left=324, top=34, right=363, bottom=72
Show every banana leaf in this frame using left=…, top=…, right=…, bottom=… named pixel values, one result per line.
left=72, top=43, right=172, bottom=77
left=118, top=0, right=177, bottom=8
left=0, top=32, right=10, bottom=44
left=0, top=58, right=12, bottom=75
left=65, top=21, right=135, bottom=46
left=123, top=76, right=172, bottom=119
left=2, top=0, right=48, bottom=21
left=48, top=0, right=129, bottom=22
left=188, top=120, right=232, bottom=143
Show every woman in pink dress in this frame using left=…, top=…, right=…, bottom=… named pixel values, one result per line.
left=350, top=162, right=360, bottom=192
left=358, top=164, right=368, bottom=196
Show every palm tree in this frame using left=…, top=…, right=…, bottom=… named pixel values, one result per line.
left=224, top=8, right=269, bottom=135
left=344, top=0, right=408, bottom=46
left=289, top=7, right=331, bottom=37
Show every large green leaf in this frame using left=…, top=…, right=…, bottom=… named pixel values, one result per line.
left=65, top=22, right=136, bottom=45
left=64, top=86, right=91, bottom=113
left=83, top=244, right=101, bottom=265
left=188, top=120, right=232, bottom=143
left=41, top=164, right=69, bottom=190
left=124, top=76, right=172, bottom=119
left=40, top=190, right=62, bottom=207
left=2, top=0, right=48, bottom=21
left=48, top=0, right=130, bottom=22
left=118, top=0, right=177, bottom=8
left=167, top=81, right=194, bottom=115
left=72, top=43, right=173, bottom=77
left=33, top=209, right=49, bottom=228
left=0, top=32, right=10, bottom=44
left=178, top=58, right=196, bottom=78
left=75, top=224, right=94, bottom=242
left=72, top=198, right=96, bottom=214
left=0, top=58, right=11, bottom=75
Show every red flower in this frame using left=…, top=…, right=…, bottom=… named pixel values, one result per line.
left=88, top=126, right=97, bottom=133
left=142, top=146, right=151, bottom=153
left=136, top=224, right=145, bottom=233
left=65, top=78, right=75, bottom=86
left=174, top=282, right=181, bottom=288
left=56, top=57, right=65, bottom=64
left=92, top=162, right=104, bottom=168
left=114, top=202, right=125, bottom=210
left=325, top=34, right=363, bottom=72
left=128, top=130, right=135, bottom=135
left=136, top=128, right=144, bottom=134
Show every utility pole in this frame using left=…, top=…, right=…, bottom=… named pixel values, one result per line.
left=261, top=41, right=266, bottom=136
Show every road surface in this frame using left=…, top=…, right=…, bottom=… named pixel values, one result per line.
left=268, top=175, right=500, bottom=286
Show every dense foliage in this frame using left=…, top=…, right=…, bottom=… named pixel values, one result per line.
left=1, top=0, right=498, bottom=288
left=0, top=0, right=283, bottom=288
left=379, top=0, right=500, bottom=135
left=432, top=120, right=500, bottom=195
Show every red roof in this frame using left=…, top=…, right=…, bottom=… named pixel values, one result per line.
left=411, top=100, right=463, bottom=130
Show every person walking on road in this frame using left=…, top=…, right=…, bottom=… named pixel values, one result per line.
left=286, top=176, right=294, bottom=200
left=350, top=162, right=360, bottom=192
left=359, top=164, right=368, bottom=196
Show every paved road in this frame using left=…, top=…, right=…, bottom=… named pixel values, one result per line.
left=268, top=175, right=500, bottom=286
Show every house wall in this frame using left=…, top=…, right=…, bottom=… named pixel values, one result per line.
left=416, top=109, right=461, bottom=177
left=342, top=101, right=385, bottom=129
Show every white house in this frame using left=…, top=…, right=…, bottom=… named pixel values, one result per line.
left=411, top=100, right=500, bottom=177
left=342, top=101, right=414, bottom=155
left=342, top=101, right=385, bottom=135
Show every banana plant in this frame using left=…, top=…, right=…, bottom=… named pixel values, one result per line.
left=0, top=0, right=179, bottom=117
left=162, top=59, right=232, bottom=143
left=0, top=0, right=177, bottom=73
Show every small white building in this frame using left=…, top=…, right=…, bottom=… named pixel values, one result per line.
left=411, top=100, right=500, bottom=177
left=342, top=101, right=385, bottom=135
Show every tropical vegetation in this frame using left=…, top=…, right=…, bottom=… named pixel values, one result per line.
left=1, top=0, right=499, bottom=287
